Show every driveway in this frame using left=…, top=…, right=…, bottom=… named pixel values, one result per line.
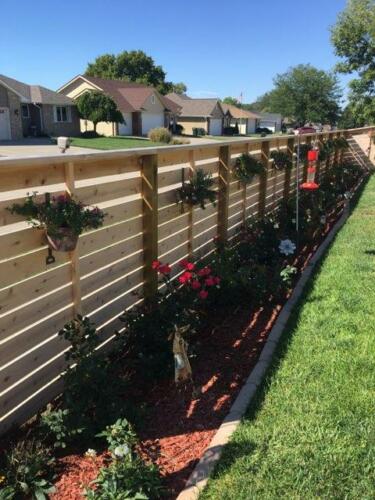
left=0, top=139, right=98, bottom=158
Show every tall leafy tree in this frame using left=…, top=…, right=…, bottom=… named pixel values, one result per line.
left=222, top=96, right=242, bottom=107
left=76, top=91, right=124, bottom=132
left=331, top=0, right=375, bottom=125
left=251, top=65, right=342, bottom=125
left=85, top=50, right=186, bottom=95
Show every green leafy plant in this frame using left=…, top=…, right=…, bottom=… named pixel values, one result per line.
left=177, top=169, right=217, bottom=209
left=97, top=419, right=137, bottom=455
left=85, top=456, right=162, bottom=500
left=280, top=265, right=298, bottom=285
left=39, top=408, right=83, bottom=449
left=147, top=127, right=172, bottom=144
left=0, top=439, right=55, bottom=500
left=333, top=136, right=349, bottom=150
left=8, top=193, right=105, bottom=238
left=294, top=143, right=312, bottom=164
left=233, top=153, right=265, bottom=184
left=57, top=316, right=128, bottom=443
left=270, top=150, right=292, bottom=170
left=318, top=139, right=335, bottom=161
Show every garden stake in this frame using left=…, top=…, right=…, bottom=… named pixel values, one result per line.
left=173, top=326, right=192, bottom=385
left=45, top=247, right=56, bottom=265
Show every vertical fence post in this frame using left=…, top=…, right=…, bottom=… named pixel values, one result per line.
left=64, top=161, right=82, bottom=317
left=283, top=137, right=294, bottom=200
left=258, top=140, right=269, bottom=218
left=242, top=143, right=250, bottom=225
left=141, top=154, right=159, bottom=299
left=218, top=145, right=231, bottom=243
left=187, top=150, right=195, bottom=258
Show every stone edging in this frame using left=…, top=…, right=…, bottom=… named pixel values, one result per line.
left=176, top=203, right=351, bottom=500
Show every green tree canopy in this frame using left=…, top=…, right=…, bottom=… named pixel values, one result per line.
left=222, top=96, right=242, bottom=107
left=252, top=65, right=342, bottom=125
left=85, top=50, right=186, bottom=95
left=76, top=91, right=124, bottom=132
left=331, top=0, right=375, bottom=125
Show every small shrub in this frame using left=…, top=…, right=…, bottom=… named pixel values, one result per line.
left=223, top=126, right=235, bottom=136
left=175, top=124, right=184, bottom=135
left=232, top=153, right=265, bottom=184
left=81, top=131, right=103, bottom=138
left=177, top=169, right=217, bottom=209
left=97, top=419, right=136, bottom=456
left=256, top=127, right=272, bottom=134
left=192, top=127, right=206, bottom=137
left=85, top=456, right=162, bottom=499
left=148, top=127, right=172, bottom=144
left=0, top=439, right=55, bottom=499
left=40, top=408, right=83, bottom=449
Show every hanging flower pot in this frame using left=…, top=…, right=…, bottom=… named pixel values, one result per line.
left=232, top=153, right=265, bottom=184
left=8, top=193, right=105, bottom=253
left=176, top=168, right=217, bottom=210
left=46, top=227, right=79, bottom=252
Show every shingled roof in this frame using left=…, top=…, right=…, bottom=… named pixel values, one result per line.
left=0, top=74, right=75, bottom=105
left=221, top=103, right=261, bottom=120
left=61, top=75, right=181, bottom=115
left=166, top=93, right=226, bottom=118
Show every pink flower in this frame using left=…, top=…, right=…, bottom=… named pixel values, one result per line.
left=152, top=260, right=161, bottom=270
left=191, top=280, right=201, bottom=290
left=205, top=277, right=216, bottom=287
left=197, top=266, right=211, bottom=277
left=158, top=264, right=171, bottom=274
left=214, top=276, right=221, bottom=285
left=179, top=259, right=195, bottom=271
left=178, top=271, right=193, bottom=284
left=199, top=290, right=209, bottom=300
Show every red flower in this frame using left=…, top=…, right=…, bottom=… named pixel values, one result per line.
left=158, top=264, right=171, bottom=274
left=199, top=290, right=208, bottom=300
left=179, top=259, right=195, bottom=271
left=191, top=280, right=201, bottom=290
left=152, top=260, right=161, bottom=270
left=197, top=266, right=211, bottom=277
left=179, top=271, right=193, bottom=284
left=214, top=276, right=221, bottom=285
left=205, top=276, right=216, bottom=287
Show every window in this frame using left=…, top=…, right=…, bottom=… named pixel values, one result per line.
left=21, top=104, right=29, bottom=119
left=54, top=106, right=71, bottom=123
left=151, top=94, right=155, bottom=104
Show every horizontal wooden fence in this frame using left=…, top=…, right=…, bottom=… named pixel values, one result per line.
left=0, top=126, right=373, bottom=434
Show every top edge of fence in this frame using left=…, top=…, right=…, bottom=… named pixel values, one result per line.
left=0, top=126, right=373, bottom=169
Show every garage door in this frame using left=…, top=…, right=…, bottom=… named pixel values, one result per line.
left=0, top=107, right=11, bottom=140
left=141, top=113, right=164, bottom=136
left=118, top=113, right=133, bottom=136
left=209, top=118, right=222, bottom=136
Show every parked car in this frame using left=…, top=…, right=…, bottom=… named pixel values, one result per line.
left=294, top=126, right=316, bottom=135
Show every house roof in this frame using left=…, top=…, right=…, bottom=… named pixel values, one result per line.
left=166, top=93, right=227, bottom=118
left=0, top=74, right=75, bottom=105
left=60, top=75, right=181, bottom=114
left=221, top=103, right=261, bottom=120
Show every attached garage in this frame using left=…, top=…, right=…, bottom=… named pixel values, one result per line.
left=118, top=113, right=132, bottom=136
left=209, top=118, right=222, bottom=136
left=141, top=112, right=165, bottom=135
left=0, top=107, right=11, bottom=140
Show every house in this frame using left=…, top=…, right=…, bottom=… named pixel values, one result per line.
left=58, top=75, right=181, bottom=137
left=257, top=112, right=282, bottom=132
left=0, top=74, right=80, bottom=140
left=221, top=103, right=261, bottom=134
left=166, top=93, right=230, bottom=136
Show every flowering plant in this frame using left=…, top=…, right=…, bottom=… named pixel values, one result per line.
left=8, top=193, right=105, bottom=237
left=279, top=239, right=296, bottom=256
left=233, top=153, right=265, bottom=184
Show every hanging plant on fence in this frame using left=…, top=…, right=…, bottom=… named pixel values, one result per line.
left=318, top=139, right=335, bottom=161
left=176, top=168, right=217, bottom=209
left=8, top=193, right=105, bottom=252
left=294, top=143, right=312, bottom=164
left=232, top=153, right=265, bottom=184
left=270, top=150, right=293, bottom=170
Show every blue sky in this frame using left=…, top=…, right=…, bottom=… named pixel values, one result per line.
left=0, top=0, right=350, bottom=103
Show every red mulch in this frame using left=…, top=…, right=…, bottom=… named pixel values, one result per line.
left=51, top=208, right=343, bottom=500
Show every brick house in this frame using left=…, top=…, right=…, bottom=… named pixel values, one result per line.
left=0, top=74, right=80, bottom=140
left=58, top=75, right=181, bottom=136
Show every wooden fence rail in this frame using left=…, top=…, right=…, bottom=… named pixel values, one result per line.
left=0, top=126, right=373, bottom=434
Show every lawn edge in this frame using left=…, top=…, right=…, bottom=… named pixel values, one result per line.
left=176, top=196, right=355, bottom=500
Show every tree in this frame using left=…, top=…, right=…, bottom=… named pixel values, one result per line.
left=222, top=96, right=242, bottom=107
left=248, top=92, right=273, bottom=113
left=85, top=50, right=187, bottom=95
left=76, top=91, right=124, bottom=133
left=331, top=0, right=375, bottom=124
left=252, top=65, right=342, bottom=125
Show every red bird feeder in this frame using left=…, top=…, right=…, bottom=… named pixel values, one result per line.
left=301, top=148, right=319, bottom=191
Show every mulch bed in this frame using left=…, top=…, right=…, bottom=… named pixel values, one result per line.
left=51, top=205, right=345, bottom=499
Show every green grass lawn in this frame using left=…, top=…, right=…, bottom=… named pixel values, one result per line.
left=202, top=175, right=375, bottom=499
left=70, top=136, right=164, bottom=150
